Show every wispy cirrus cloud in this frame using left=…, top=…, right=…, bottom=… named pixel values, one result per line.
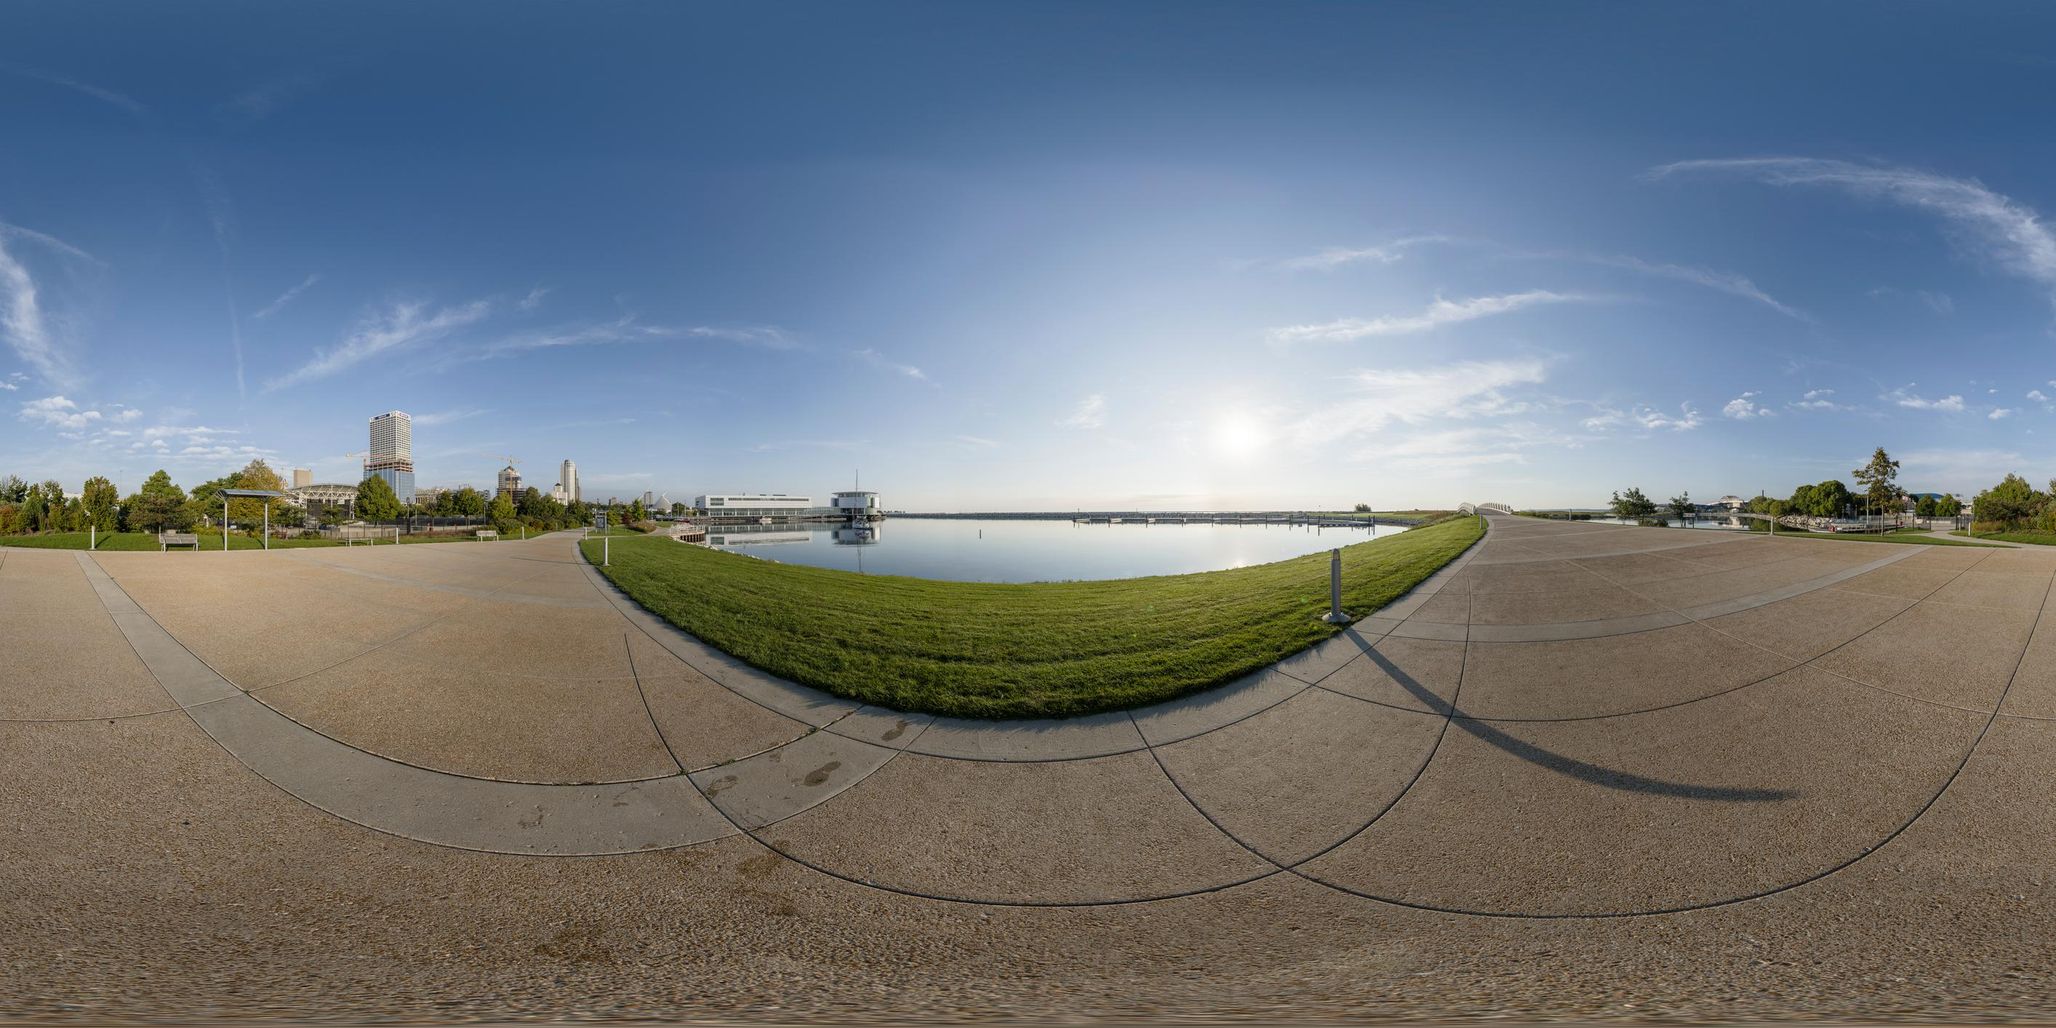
left=0, top=222, right=95, bottom=389
left=1272, top=235, right=1450, bottom=271
left=1059, top=393, right=1107, bottom=429
left=1267, top=290, right=1587, bottom=345
left=1651, top=157, right=2056, bottom=302
left=854, top=347, right=930, bottom=383
left=1290, top=358, right=1549, bottom=446
left=1583, top=254, right=1809, bottom=321
left=1789, top=388, right=1851, bottom=412
left=267, top=298, right=493, bottom=390
left=472, top=317, right=796, bottom=361
left=0, top=62, right=148, bottom=118
left=412, top=407, right=492, bottom=427
left=251, top=273, right=321, bottom=319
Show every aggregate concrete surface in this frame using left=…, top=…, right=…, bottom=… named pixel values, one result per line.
left=3, top=516, right=2053, bottom=1024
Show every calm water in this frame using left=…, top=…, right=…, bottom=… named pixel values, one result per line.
left=703, top=518, right=1406, bottom=583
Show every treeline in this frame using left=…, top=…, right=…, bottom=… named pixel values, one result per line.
left=2, top=458, right=687, bottom=538
left=1968, top=474, right=2056, bottom=533
left=1611, top=448, right=1963, bottom=524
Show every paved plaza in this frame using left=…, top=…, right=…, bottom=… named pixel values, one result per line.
left=4, top=515, right=2054, bottom=1021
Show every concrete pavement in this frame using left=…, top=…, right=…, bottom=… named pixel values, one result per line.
left=4, top=516, right=2054, bottom=1022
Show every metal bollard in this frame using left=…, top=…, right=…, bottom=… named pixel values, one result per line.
left=603, top=535, right=610, bottom=567
left=1322, top=547, right=1349, bottom=624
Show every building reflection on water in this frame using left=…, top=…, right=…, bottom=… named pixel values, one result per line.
left=706, top=522, right=883, bottom=547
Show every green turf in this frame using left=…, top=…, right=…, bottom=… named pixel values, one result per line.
left=0, top=531, right=341, bottom=550
left=1952, top=529, right=2056, bottom=545
left=582, top=516, right=1484, bottom=719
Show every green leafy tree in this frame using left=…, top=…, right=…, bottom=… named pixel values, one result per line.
left=1610, top=487, right=1657, bottom=520
left=1975, top=473, right=2040, bottom=527
left=626, top=497, right=647, bottom=523
left=1852, top=447, right=1901, bottom=514
left=80, top=476, right=120, bottom=533
left=451, top=486, right=487, bottom=517
left=1914, top=495, right=1936, bottom=518
left=488, top=492, right=519, bottom=533
left=1665, top=491, right=1692, bottom=522
left=356, top=475, right=403, bottom=521
left=0, top=475, right=26, bottom=503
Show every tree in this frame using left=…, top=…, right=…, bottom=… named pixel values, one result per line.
left=1974, top=474, right=2040, bottom=527
left=1852, top=447, right=1901, bottom=514
left=451, top=486, right=487, bottom=517
left=626, top=497, right=647, bottom=523
left=487, top=492, right=519, bottom=533
left=1808, top=479, right=1852, bottom=518
left=1915, top=495, right=1937, bottom=518
left=356, top=474, right=402, bottom=521
left=0, top=475, right=25, bottom=503
left=1666, top=491, right=1692, bottom=523
left=1610, top=487, right=1658, bottom=520
left=1353, top=502, right=1371, bottom=513
left=222, top=460, right=299, bottom=530
left=80, top=476, right=120, bottom=533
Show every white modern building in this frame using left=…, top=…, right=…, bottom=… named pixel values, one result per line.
left=560, top=459, right=579, bottom=503
left=365, top=411, right=415, bottom=504
left=831, top=490, right=880, bottom=518
left=695, top=494, right=815, bottom=518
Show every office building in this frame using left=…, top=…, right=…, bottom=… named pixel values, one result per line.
left=292, top=468, right=313, bottom=489
left=560, top=460, right=579, bottom=503
left=365, top=411, right=415, bottom=504
left=497, top=465, right=522, bottom=500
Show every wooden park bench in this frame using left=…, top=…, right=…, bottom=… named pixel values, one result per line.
left=474, top=529, right=499, bottom=541
left=159, top=531, right=199, bottom=552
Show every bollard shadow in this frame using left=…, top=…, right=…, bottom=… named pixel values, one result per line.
left=1363, top=647, right=1795, bottom=802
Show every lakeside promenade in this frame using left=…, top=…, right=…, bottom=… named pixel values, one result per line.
left=4, top=514, right=2053, bottom=1021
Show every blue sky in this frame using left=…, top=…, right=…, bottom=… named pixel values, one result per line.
left=6, top=2, right=2056, bottom=510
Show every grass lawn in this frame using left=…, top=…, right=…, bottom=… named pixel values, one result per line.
left=1952, top=529, right=2056, bottom=545
left=0, top=531, right=340, bottom=551
left=582, top=515, right=1484, bottom=719
left=1742, top=523, right=1998, bottom=547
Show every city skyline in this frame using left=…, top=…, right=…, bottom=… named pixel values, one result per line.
left=9, top=5, right=2056, bottom=509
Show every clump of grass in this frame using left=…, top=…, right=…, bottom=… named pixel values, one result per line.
left=583, top=517, right=1483, bottom=719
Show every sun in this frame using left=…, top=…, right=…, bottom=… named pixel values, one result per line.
left=1211, top=412, right=1267, bottom=459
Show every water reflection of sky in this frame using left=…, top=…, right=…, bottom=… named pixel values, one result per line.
left=702, top=518, right=1406, bottom=583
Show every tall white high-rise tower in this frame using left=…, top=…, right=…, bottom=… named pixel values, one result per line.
left=560, top=459, right=579, bottom=503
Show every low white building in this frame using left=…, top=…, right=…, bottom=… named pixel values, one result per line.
left=695, top=494, right=815, bottom=518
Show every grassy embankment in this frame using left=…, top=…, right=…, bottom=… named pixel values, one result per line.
left=582, top=515, right=1484, bottom=719
left=1952, top=529, right=2056, bottom=545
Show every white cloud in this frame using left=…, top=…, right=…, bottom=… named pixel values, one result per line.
left=854, top=347, right=930, bottom=383
left=1789, top=388, right=1850, bottom=412
left=0, top=378, right=14, bottom=391
left=517, top=286, right=550, bottom=312
left=476, top=318, right=796, bottom=360
left=0, top=62, right=148, bottom=118
left=412, top=408, right=490, bottom=427
left=0, top=231, right=75, bottom=387
left=1590, top=255, right=1808, bottom=320
left=1721, top=392, right=1774, bottom=420
left=18, top=395, right=98, bottom=429
left=1583, top=402, right=1704, bottom=433
left=1990, top=408, right=2015, bottom=420
left=1267, top=290, right=1587, bottom=344
left=954, top=434, right=999, bottom=448
left=1060, top=394, right=1107, bottom=429
left=1885, top=385, right=1966, bottom=412
left=268, top=298, right=492, bottom=390
left=251, top=273, right=320, bottom=319
left=1291, top=359, right=1549, bottom=446
left=1275, top=236, right=1448, bottom=271
left=1652, top=157, right=2056, bottom=302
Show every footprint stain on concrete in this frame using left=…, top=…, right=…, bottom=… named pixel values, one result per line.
left=802, top=761, right=842, bottom=786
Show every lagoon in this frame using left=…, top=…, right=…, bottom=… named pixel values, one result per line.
left=703, top=517, right=1407, bottom=582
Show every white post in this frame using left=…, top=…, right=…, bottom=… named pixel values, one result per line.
left=603, top=535, right=610, bottom=567
left=263, top=504, right=269, bottom=551
left=224, top=496, right=230, bottom=552
left=90, top=524, right=95, bottom=551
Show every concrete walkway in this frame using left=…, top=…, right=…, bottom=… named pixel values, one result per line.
left=5, top=516, right=2054, bottom=1021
